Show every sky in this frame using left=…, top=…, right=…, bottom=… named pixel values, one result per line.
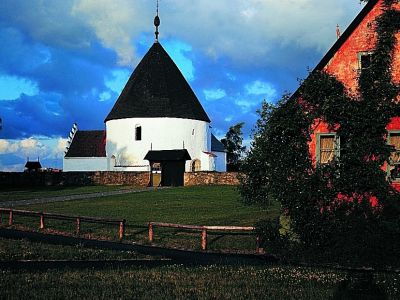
left=0, top=0, right=365, bottom=171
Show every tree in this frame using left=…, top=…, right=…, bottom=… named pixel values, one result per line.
left=221, top=122, right=246, bottom=171
left=239, top=0, right=400, bottom=266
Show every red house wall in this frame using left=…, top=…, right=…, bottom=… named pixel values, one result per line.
left=308, top=0, right=400, bottom=190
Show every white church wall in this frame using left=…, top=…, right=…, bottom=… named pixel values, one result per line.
left=106, top=117, right=211, bottom=172
left=63, top=157, right=108, bottom=172
left=200, top=152, right=215, bottom=171
left=214, top=151, right=227, bottom=172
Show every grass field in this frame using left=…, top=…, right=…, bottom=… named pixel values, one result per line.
left=0, top=237, right=151, bottom=261
left=19, top=186, right=277, bottom=225
left=1, top=262, right=399, bottom=299
left=1, top=185, right=399, bottom=299
left=5, top=186, right=278, bottom=251
left=0, top=185, right=137, bottom=202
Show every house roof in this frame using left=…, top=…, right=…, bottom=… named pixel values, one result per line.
left=211, top=134, right=227, bottom=152
left=105, top=42, right=210, bottom=123
left=144, top=149, right=191, bottom=161
left=314, top=0, right=379, bottom=71
left=25, top=161, right=42, bottom=169
left=292, top=0, right=379, bottom=98
left=64, top=130, right=106, bottom=158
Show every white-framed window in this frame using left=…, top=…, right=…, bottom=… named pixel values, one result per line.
left=135, top=125, right=142, bottom=141
left=388, top=131, right=400, bottom=180
left=358, top=51, right=375, bottom=70
left=316, top=133, right=340, bottom=164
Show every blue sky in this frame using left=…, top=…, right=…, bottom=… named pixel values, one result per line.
left=0, top=0, right=364, bottom=171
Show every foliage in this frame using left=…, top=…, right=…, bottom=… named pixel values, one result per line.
left=240, top=0, right=400, bottom=266
left=221, top=122, right=246, bottom=171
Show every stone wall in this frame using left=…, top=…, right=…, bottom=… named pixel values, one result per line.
left=184, top=172, right=240, bottom=186
left=0, top=171, right=240, bottom=188
left=0, top=171, right=150, bottom=188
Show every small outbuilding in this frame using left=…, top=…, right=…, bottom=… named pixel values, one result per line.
left=24, top=160, right=42, bottom=172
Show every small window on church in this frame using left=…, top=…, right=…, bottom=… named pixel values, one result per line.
left=135, top=125, right=142, bottom=141
left=192, top=129, right=195, bottom=135
left=358, top=52, right=374, bottom=70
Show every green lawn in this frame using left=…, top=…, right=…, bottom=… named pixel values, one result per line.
left=0, top=185, right=137, bottom=202
left=1, top=264, right=399, bottom=299
left=0, top=237, right=152, bottom=261
left=1, top=186, right=399, bottom=298
left=17, top=186, right=278, bottom=226
left=7, top=186, right=278, bottom=251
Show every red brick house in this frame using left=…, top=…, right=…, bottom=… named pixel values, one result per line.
left=302, top=0, right=400, bottom=190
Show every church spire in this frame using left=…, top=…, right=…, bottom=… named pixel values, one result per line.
left=154, top=0, right=160, bottom=42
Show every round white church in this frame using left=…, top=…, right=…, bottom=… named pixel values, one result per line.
left=63, top=16, right=227, bottom=186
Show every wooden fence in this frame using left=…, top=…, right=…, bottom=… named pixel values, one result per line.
left=0, top=208, right=126, bottom=241
left=148, top=222, right=259, bottom=252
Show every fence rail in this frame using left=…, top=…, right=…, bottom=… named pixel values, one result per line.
left=148, top=221, right=259, bottom=252
left=0, top=208, right=126, bottom=241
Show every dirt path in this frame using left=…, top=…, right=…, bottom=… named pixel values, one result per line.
left=1, top=187, right=166, bottom=208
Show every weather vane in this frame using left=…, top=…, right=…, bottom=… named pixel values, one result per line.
left=154, top=0, right=160, bottom=42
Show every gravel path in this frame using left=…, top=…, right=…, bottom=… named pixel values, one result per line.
left=1, top=187, right=165, bottom=208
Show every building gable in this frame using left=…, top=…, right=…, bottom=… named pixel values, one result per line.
left=65, top=130, right=106, bottom=158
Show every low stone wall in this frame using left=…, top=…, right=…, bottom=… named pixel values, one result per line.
left=0, top=171, right=240, bottom=188
left=0, top=171, right=150, bottom=188
left=184, top=172, right=240, bottom=186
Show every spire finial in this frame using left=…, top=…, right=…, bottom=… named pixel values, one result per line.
left=336, top=24, right=341, bottom=39
left=154, top=0, right=160, bottom=42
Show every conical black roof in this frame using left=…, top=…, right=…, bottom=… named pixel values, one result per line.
left=105, top=42, right=210, bottom=123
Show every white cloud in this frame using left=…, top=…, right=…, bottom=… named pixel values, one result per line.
left=55, top=138, right=68, bottom=155
left=235, top=99, right=259, bottom=113
left=69, top=0, right=363, bottom=69
left=72, top=0, right=148, bottom=66
left=0, top=140, right=19, bottom=154
left=204, top=88, right=227, bottom=101
left=0, top=138, right=48, bottom=158
left=224, top=116, right=233, bottom=122
left=245, top=80, right=277, bottom=99
left=164, top=40, right=195, bottom=81
left=0, top=137, right=68, bottom=171
left=0, top=162, right=24, bottom=172
left=0, top=75, right=39, bottom=100
left=105, top=69, right=130, bottom=94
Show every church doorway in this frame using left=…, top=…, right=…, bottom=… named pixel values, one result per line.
left=150, top=162, right=162, bottom=187
left=191, top=159, right=201, bottom=172
left=144, top=150, right=191, bottom=187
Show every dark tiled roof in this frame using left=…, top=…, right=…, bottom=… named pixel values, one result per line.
left=292, top=0, right=379, bottom=98
left=25, top=161, right=42, bottom=169
left=144, top=149, right=191, bottom=161
left=105, top=42, right=210, bottom=123
left=211, top=134, right=226, bottom=152
left=65, top=130, right=106, bottom=158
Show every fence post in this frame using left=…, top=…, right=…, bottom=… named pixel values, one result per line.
left=39, top=214, right=45, bottom=229
left=256, top=235, right=260, bottom=253
left=8, top=210, right=13, bottom=226
left=76, top=218, right=81, bottom=234
left=148, top=222, right=153, bottom=242
left=201, top=228, right=207, bottom=250
left=119, top=219, right=126, bottom=241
